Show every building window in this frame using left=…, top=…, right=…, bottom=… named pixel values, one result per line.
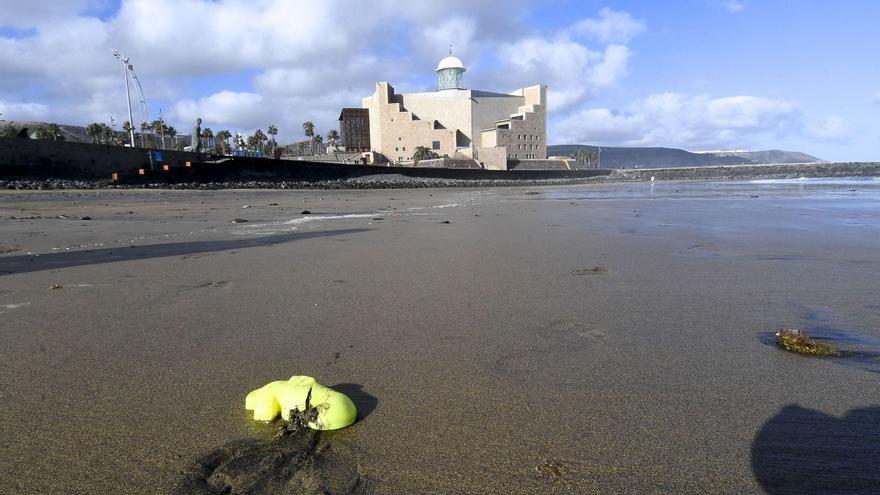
left=402, top=146, right=406, bottom=151
left=395, top=147, right=398, bottom=151
left=432, top=141, right=440, bottom=150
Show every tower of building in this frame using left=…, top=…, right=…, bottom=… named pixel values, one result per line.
left=436, top=48, right=465, bottom=91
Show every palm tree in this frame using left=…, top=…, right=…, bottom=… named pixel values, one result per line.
left=139, top=121, right=150, bottom=148
left=302, top=121, right=314, bottom=154
left=122, top=121, right=134, bottom=146
left=215, top=130, right=231, bottom=155
left=100, top=123, right=113, bottom=144
left=45, top=123, right=63, bottom=141
left=203, top=127, right=214, bottom=153
left=327, top=129, right=339, bottom=147
left=252, top=128, right=268, bottom=155
left=152, top=119, right=166, bottom=149
left=85, top=123, right=101, bottom=144
left=246, top=133, right=259, bottom=152
left=167, top=126, right=177, bottom=149
left=412, top=146, right=439, bottom=164
left=267, top=125, right=278, bottom=156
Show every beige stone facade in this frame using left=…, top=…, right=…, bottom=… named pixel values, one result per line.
left=361, top=56, right=547, bottom=170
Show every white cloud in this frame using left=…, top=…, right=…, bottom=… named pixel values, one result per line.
left=416, top=17, right=478, bottom=61
left=171, top=91, right=263, bottom=129
left=497, top=38, right=633, bottom=112
left=0, top=2, right=643, bottom=141
left=810, top=115, right=851, bottom=141
left=554, top=93, right=799, bottom=148
left=573, top=7, right=646, bottom=43
left=0, top=100, right=50, bottom=120
left=722, top=1, right=746, bottom=13
left=588, top=45, right=631, bottom=88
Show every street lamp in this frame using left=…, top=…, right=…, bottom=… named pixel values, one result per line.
left=112, top=50, right=136, bottom=147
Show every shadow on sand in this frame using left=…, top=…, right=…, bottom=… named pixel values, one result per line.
left=174, top=384, right=377, bottom=495
left=332, top=383, right=379, bottom=421
left=751, top=404, right=880, bottom=494
left=0, top=228, right=370, bottom=276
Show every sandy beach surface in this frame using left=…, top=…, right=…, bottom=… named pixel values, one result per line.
left=2, top=179, right=879, bottom=494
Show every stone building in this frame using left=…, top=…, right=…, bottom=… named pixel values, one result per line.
left=358, top=54, right=547, bottom=170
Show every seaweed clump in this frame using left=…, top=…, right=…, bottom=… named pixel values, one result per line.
left=776, top=328, right=838, bottom=356
left=275, top=387, right=320, bottom=438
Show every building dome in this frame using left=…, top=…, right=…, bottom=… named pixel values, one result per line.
left=436, top=55, right=465, bottom=71
left=436, top=54, right=466, bottom=90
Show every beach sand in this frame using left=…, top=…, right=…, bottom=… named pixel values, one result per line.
left=1, top=180, right=879, bottom=494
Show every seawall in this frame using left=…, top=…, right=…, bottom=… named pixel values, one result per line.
left=0, top=136, right=201, bottom=179
left=0, top=137, right=609, bottom=182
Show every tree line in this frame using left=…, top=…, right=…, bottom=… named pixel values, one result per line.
left=1, top=122, right=66, bottom=141
left=2, top=119, right=344, bottom=158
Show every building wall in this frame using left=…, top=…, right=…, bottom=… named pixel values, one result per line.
left=362, top=82, right=547, bottom=167
left=485, top=85, right=547, bottom=161
left=471, top=94, right=526, bottom=147
left=338, top=108, right=370, bottom=152
left=473, top=146, right=508, bottom=170
left=397, top=90, right=473, bottom=147
left=362, top=82, right=457, bottom=163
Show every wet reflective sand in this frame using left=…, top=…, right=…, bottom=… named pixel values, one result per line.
left=1, top=180, right=879, bottom=493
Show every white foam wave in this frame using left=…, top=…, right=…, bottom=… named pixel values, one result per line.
left=282, top=213, right=377, bottom=226
left=750, top=177, right=880, bottom=185
left=2, top=303, right=30, bottom=309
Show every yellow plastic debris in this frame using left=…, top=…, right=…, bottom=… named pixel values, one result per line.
left=245, top=375, right=357, bottom=430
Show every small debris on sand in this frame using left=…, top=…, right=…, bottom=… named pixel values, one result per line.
left=232, top=218, right=249, bottom=223
left=536, top=459, right=569, bottom=484
left=776, top=328, right=838, bottom=356
left=49, top=284, right=63, bottom=290
left=301, top=210, right=311, bottom=215
left=81, top=216, right=92, bottom=220
left=572, top=266, right=608, bottom=275
left=440, top=220, right=451, bottom=224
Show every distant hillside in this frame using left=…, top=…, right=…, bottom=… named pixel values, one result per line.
left=0, top=120, right=192, bottom=147
left=548, top=145, right=823, bottom=168
left=695, top=149, right=823, bottom=165
left=1, top=120, right=91, bottom=142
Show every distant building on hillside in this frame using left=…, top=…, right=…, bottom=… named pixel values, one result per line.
left=352, top=53, right=547, bottom=170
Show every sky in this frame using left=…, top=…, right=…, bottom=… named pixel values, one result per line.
left=0, top=0, right=878, bottom=161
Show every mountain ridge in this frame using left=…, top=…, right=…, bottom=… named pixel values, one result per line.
left=547, top=144, right=823, bottom=168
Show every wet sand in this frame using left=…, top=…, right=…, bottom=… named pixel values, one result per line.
left=1, top=180, right=879, bottom=494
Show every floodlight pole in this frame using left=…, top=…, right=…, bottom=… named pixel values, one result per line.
left=114, top=50, right=136, bottom=147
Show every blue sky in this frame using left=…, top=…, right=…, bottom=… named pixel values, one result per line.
left=0, top=0, right=877, bottom=160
